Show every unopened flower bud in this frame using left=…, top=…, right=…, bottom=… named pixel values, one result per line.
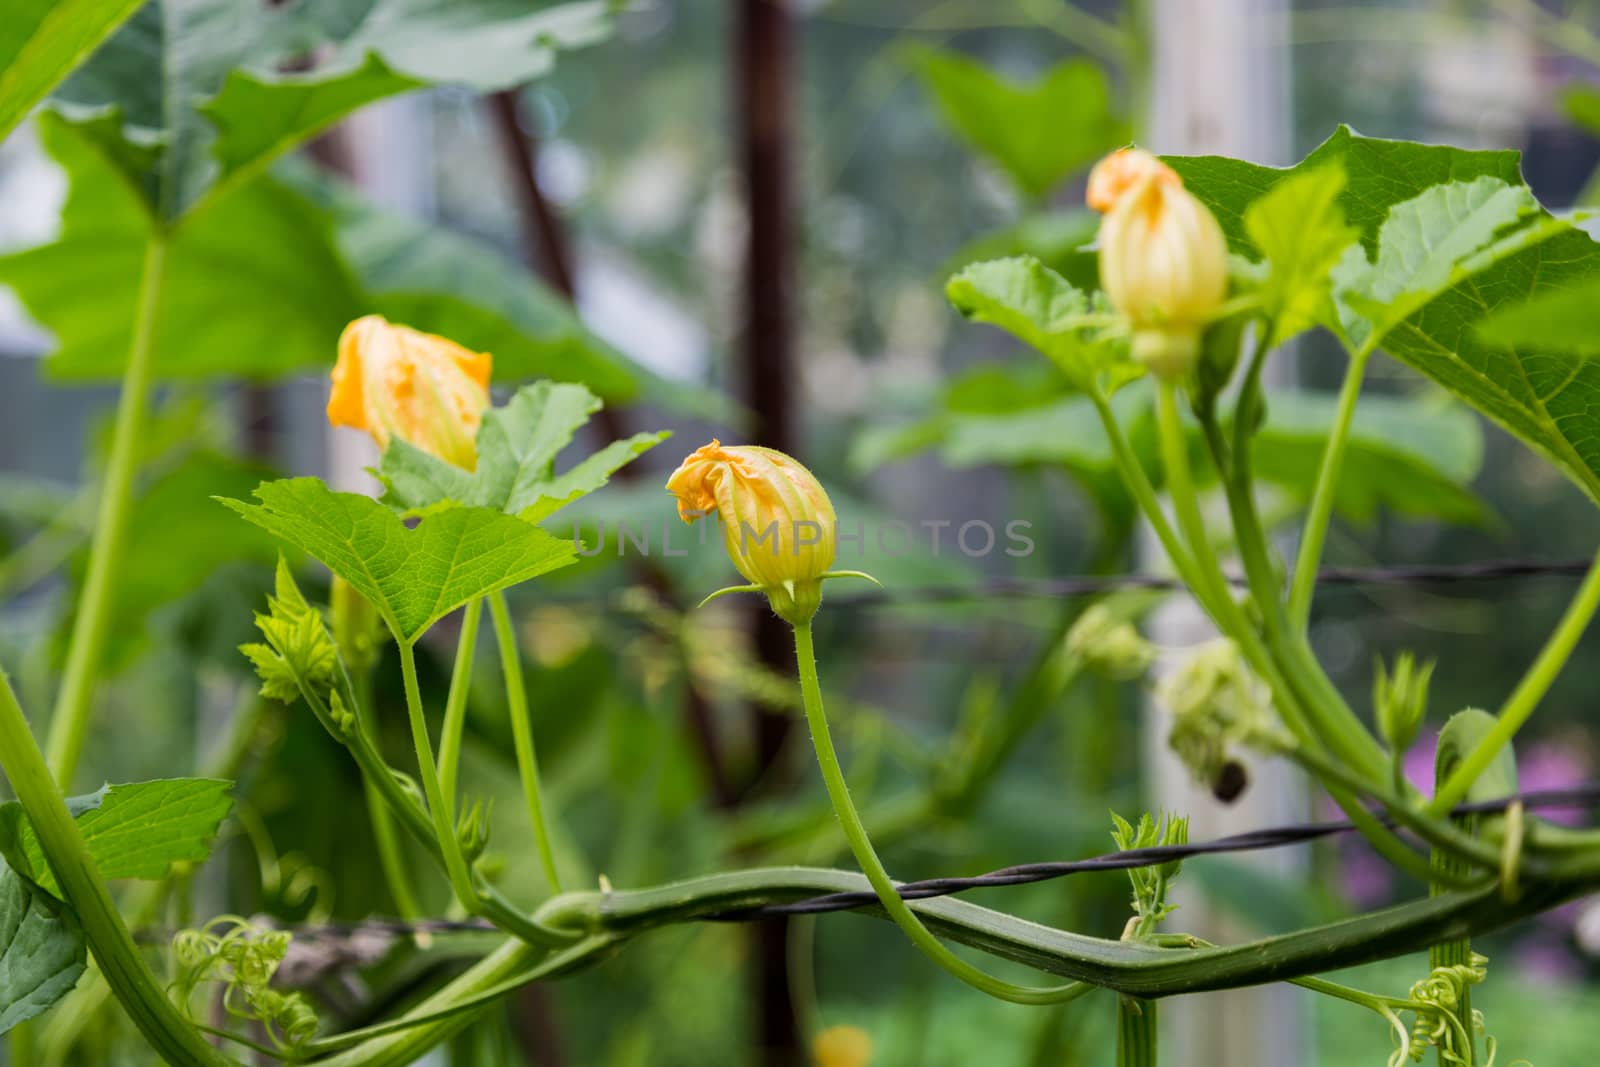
left=327, top=315, right=492, bottom=470
left=1066, top=603, right=1155, bottom=680
left=1159, top=639, right=1278, bottom=795
left=1374, top=652, right=1433, bottom=755
left=1089, top=149, right=1229, bottom=380
left=812, top=1026, right=873, bottom=1067
left=666, top=440, right=837, bottom=625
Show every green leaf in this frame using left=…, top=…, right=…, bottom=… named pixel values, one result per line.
left=381, top=381, right=668, bottom=522
left=0, top=862, right=85, bottom=1034
left=945, top=210, right=1101, bottom=292
left=221, top=478, right=580, bottom=642
left=53, top=0, right=611, bottom=220
left=285, top=164, right=720, bottom=412
left=0, top=780, right=233, bottom=898
left=1240, top=163, right=1357, bottom=343
left=1171, top=127, right=1600, bottom=508
left=1475, top=277, right=1600, bottom=355
left=0, top=0, right=143, bottom=143
left=908, top=47, right=1128, bottom=201
left=0, top=113, right=364, bottom=381
left=79, top=451, right=282, bottom=670
left=1249, top=392, right=1487, bottom=527
left=1561, top=82, right=1600, bottom=137
left=945, top=256, right=1138, bottom=393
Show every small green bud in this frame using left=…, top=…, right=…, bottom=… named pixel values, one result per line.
left=456, top=797, right=494, bottom=863
left=327, top=688, right=356, bottom=735
left=1066, top=604, right=1155, bottom=681
left=330, top=575, right=385, bottom=674
left=1374, top=652, right=1433, bottom=755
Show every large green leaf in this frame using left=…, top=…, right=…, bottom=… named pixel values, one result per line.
left=52, top=0, right=611, bottom=220
left=909, top=47, right=1128, bottom=201
left=0, top=0, right=143, bottom=143
left=945, top=256, right=1138, bottom=393
left=285, top=165, right=720, bottom=411
left=0, top=780, right=234, bottom=899
left=0, top=113, right=363, bottom=380
left=0, top=863, right=84, bottom=1034
left=381, top=381, right=668, bottom=522
left=1170, top=127, right=1600, bottom=507
left=222, top=478, right=580, bottom=642
left=1476, top=277, right=1600, bottom=355
left=1239, top=163, right=1357, bottom=344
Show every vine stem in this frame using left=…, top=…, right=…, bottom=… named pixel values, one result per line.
left=1287, top=348, right=1369, bottom=631
left=1428, top=543, right=1600, bottom=816
left=438, top=597, right=484, bottom=804
left=488, top=590, right=563, bottom=895
left=791, top=621, right=1091, bottom=1005
left=43, top=235, right=168, bottom=785
left=0, top=670, right=236, bottom=1067
left=397, top=638, right=480, bottom=910
left=354, top=666, right=419, bottom=919
left=1116, top=996, right=1157, bottom=1067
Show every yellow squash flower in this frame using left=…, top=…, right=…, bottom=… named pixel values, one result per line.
left=666, top=440, right=837, bottom=623
left=326, top=315, right=493, bottom=470
left=1088, top=147, right=1229, bottom=379
left=812, top=1026, right=873, bottom=1067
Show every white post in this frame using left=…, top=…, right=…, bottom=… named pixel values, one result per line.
left=1144, top=2, right=1306, bottom=1065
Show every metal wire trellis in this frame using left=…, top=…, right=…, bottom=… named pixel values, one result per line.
left=247, top=785, right=1600, bottom=946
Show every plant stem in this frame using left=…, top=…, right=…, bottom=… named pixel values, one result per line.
left=1428, top=543, right=1600, bottom=815
left=488, top=591, right=563, bottom=895
left=1089, top=390, right=1202, bottom=597
left=1116, top=996, right=1157, bottom=1067
left=397, top=638, right=480, bottom=911
left=791, top=622, right=1091, bottom=1005
left=354, top=665, right=420, bottom=919
left=439, top=597, right=484, bottom=805
left=43, top=235, right=168, bottom=785
left=1287, top=349, right=1369, bottom=631
left=0, top=670, right=235, bottom=1067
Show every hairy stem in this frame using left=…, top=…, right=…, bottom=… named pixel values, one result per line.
left=792, top=622, right=1091, bottom=1005
left=438, top=598, right=483, bottom=805
left=397, top=638, right=480, bottom=910
left=44, top=236, right=168, bottom=785
left=1287, top=349, right=1369, bottom=630
left=1429, top=543, right=1600, bottom=815
left=488, top=591, right=563, bottom=895
left=0, top=670, right=235, bottom=1067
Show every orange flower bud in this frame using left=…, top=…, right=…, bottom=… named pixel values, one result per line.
left=1086, top=147, right=1179, bottom=214
left=1092, top=151, right=1228, bottom=379
left=812, top=1026, right=873, bottom=1067
left=326, top=315, right=493, bottom=470
left=666, top=440, right=837, bottom=624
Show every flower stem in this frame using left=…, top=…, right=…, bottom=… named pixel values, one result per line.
left=488, top=591, right=563, bottom=895
left=44, top=235, right=168, bottom=785
left=1428, top=543, right=1600, bottom=816
left=1287, top=348, right=1369, bottom=631
left=397, top=637, right=480, bottom=910
left=792, top=621, right=1090, bottom=1005
left=438, top=597, right=484, bottom=805
left=354, top=666, right=420, bottom=919
left=1116, top=996, right=1157, bottom=1067
left=0, top=669, right=234, bottom=1067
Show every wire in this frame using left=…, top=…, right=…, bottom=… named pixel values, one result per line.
left=241, top=785, right=1600, bottom=944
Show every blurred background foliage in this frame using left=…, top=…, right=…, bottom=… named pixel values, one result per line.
left=5, top=1, right=1600, bottom=1065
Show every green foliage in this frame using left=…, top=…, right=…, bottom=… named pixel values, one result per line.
left=0, top=0, right=143, bottom=142
left=908, top=47, right=1128, bottom=201
left=0, top=114, right=362, bottom=381
left=1239, top=163, right=1356, bottom=344
left=241, top=557, right=338, bottom=705
left=222, top=478, right=580, bottom=643
left=1475, top=277, right=1600, bottom=354
left=946, top=211, right=1102, bottom=291
left=0, top=862, right=85, bottom=1034
left=1109, top=812, right=1187, bottom=935
left=381, top=381, right=668, bottom=522
left=0, top=779, right=233, bottom=898
left=1171, top=127, right=1600, bottom=508
left=51, top=0, right=611, bottom=220
left=945, top=256, right=1138, bottom=393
